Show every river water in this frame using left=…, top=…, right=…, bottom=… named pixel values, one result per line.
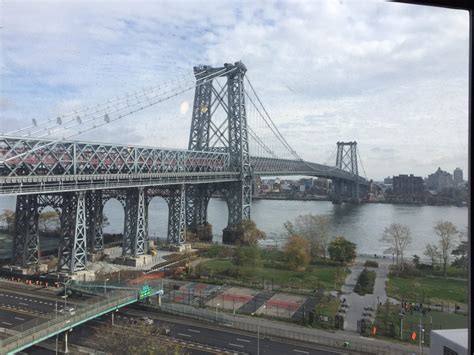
left=0, top=196, right=468, bottom=259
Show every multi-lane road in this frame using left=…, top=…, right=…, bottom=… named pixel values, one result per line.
left=111, top=308, right=345, bottom=354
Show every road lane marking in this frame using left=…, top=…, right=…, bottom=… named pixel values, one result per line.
left=2, top=322, right=12, bottom=326
left=293, top=350, right=309, bottom=354
left=187, top=328, right=200, bottom=333
left=236, top=338, right=251, bottom=343
left=14, top=317, right=25, bottom=321
left=19, top=302, right=28, bottom=306
left=229, top=343, right=244, bottom=348
left=177, top=333, right=191, bottom=337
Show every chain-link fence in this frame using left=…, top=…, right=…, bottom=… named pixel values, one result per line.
left=152, top=302, right=400, bottom=354
left=0, top=286, right=158, bottom=354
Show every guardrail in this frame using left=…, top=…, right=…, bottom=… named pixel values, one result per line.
left=0, top=289, right=141, bottom=354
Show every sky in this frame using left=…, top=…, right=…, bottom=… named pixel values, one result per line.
left=0, top=0, right=469, bottom=181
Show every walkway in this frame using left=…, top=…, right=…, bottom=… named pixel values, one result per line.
left=339, top=255, right=398, bottom=332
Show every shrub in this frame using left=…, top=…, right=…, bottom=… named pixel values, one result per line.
left=398, top=263, right=422, bottom=277
left=354, top=268, right=376, bottom=295
left=364, top=260, right=379, bottom=268
left=203, top=245, right=232, bottom=258
left=416, top=263, right=433, bottom=271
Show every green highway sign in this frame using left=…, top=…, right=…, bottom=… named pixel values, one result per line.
left=138, top=284, right=152, bottom=300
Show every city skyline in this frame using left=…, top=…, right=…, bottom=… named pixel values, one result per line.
left=0, top=0, right=469, bottom=180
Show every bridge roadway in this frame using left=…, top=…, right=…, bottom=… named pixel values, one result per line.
left=0, top=279, right=161, bottom=354
left=0, top=136, right=368, bottom=196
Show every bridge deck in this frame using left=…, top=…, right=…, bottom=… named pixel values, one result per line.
left=0, top=136, right=367, bottom=195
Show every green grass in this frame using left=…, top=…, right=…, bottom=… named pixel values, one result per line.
left=375, top=304, right=468, bottom=345
left=387, top=275, right=468, bottom=305
left=200, top=258, right=347, bottom=291
left=403, top=310, right=468, bottom=329
left=311, top=294, right=340, bottom=330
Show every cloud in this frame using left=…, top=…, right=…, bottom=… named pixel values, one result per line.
left=0, top=0, right=469, bottom=180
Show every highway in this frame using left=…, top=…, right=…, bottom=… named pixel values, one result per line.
left=0, top=308, right=43, bottom=329
left=0, top=289, right=66, bottom=316
left=116, top=308, right=345, bottom=355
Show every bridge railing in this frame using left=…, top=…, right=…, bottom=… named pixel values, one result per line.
left=0, top=288, right=144, bottom=354
left=0, top=136, right=230, bottom=177
left=0, top=171, right=240, bottom=195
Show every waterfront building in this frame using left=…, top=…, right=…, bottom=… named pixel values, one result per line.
left=453, top=168, right=463, bottom=187
left=428, top=167, right=453, bottom=191
left=392, top=174, right=424, bottom=195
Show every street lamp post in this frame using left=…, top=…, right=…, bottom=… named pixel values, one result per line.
left=399, top=312, right=404, bottom=341
left=58, top=280, right=71, bottom=309
left=104, top=278, right=109, bottom=294
left=252, top=304, right=266, bottom=355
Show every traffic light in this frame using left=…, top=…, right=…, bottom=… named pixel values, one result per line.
left=411, top=331, right=417, bottom=341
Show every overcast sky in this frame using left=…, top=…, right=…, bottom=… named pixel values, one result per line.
left=0, top=0, right=469, bottom=181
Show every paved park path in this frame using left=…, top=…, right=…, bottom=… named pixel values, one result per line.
left=339, top=255, right=397, bottom=332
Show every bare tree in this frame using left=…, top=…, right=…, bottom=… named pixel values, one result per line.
left=434, top=221, right=459, bottom=278
left=379, top=224, right=412, bottom=272
left=0, top=209, right=15, bottom=233
left=94, top=321, right=186, bottom=354
left=286, top=214, right=331, bottom=258
left=38, top=211, right=60, bottom=234
left=423, top=243, right=441, bottom=266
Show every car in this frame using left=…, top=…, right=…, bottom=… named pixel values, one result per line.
left=139, top=316, right=153, bottom=325
left=59, top=307, right=76, bottom=315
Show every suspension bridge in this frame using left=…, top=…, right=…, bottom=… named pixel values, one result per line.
left=0, top=61, right=370, bottom=274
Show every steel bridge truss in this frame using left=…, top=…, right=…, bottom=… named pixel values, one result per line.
left=0, top=136, right=230, bottom=177
left=57, top=192, right=87, bottom=272
left=6, top=62, right=373, bottom=272
left=333, top=141, right=361, bottom=203
left=188, top=62, right=251, bottom=236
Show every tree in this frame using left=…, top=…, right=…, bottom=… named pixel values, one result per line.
left=434, top=221, right=459, bottom=278
left=327, top=236, right=356, bottom=265
left=284, top=235, right=310, bottom=270
left=284, top=214, right=331, bottom=259
left=232, top=244, right=261, bottom=268
left=379, top=224, right=412, bottom=272
left=424, top=243, right=441, bottom=266
left=451, top=241, right=468, bottom=273
left=236, top=220, right=266, bottom=246
left=412, top=255, right=420, bottom=267
left=94, top=321, right=184, bottom=354
left=38, top=211, right=60, bottom=234
left=0, top=209, right=15, bottom=233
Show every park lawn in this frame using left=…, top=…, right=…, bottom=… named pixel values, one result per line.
left=203, top=259, right=232, bottom=274
left=376, top=304, right=467, bottom=345
left=387, top=275, right=468, bottom=305
left=201, top=259, right=347, bottom=291
left=316, top=293, right=340, bottom=317
left=403, top=310, right=468, bottom=330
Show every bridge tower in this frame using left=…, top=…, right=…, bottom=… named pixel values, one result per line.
left=187, top=62, right=251, bottom=244
left=332, top=141, right=360, bottom=204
